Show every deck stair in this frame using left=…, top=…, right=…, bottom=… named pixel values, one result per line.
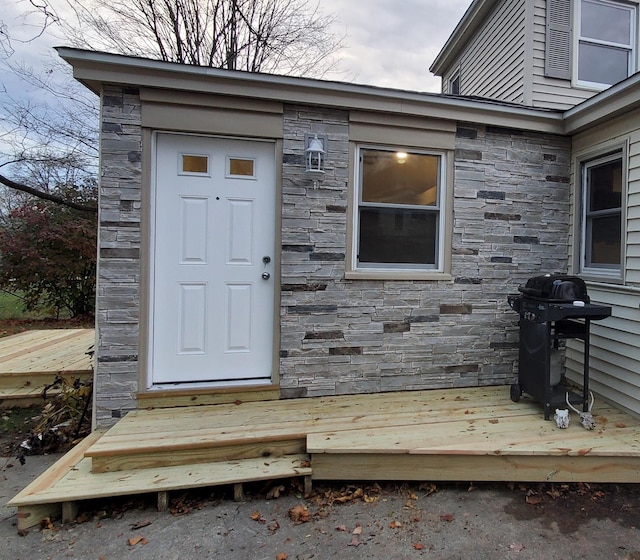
left=8, top=386, right=640, bottom=532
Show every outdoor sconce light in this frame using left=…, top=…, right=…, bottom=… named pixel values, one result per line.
left=305, top=134, right=326, bottom=188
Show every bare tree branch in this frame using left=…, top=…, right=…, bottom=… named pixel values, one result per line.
left=0, top=172, right=97, bottom=212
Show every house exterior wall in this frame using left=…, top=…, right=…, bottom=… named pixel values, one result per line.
left=91, top=86, right=571, bottom=426
left=442, top=0, right=527, bottom=103
left=530, top=0, right=601, bottom=110
left=279, top=105, right=572, bottom=397
left=566, top=108, right=640, bottom=417
left=95, top=85, right=143, bottom=427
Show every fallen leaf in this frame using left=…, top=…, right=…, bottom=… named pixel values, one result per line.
left=440, top=513, right=455, bottom=522
left=546, top=489, right=561, bottom=499
left=335, top=525, right=347, bottom=532
left=526, top=495, right=542, bottom=505
left=364, top=494, right=379, bottom=503
left=276, top=553, right=288, bottom=560
left=250, top=511, right=267, bottom=524
left=128, top=536, right=148, bottom=546
left=509, top=543, right=525, bottom=552
left=347, top=537, right=362, bottom=547
left=408, top=492, right=418, bottom=500
left=268, top=521, right=280, bottom=533
left=389, top=520, right=402, bottom=529
left=266, top=485, right=285, bottom=500
left=130, top=519, right=152, bottom=530
left=352, top=525, right=362, bottom=535
left=413, top=543, right=425, bottom=550
left=288, top=505, right=311, bottom=524
left=577, top=448, right=593, bottom=456
left=420, top=482, right=437, bottom=496
left=405, top=500, right=416, bottom=509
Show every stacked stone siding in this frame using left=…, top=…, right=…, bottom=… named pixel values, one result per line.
left=94, top=93, right=571, bottom=424
left=279, top=108, right=571, bottom=398
left=96, top=86, right=143, bottom=426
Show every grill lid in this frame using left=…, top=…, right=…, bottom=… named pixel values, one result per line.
left=517, top=274, right=590, bottom=302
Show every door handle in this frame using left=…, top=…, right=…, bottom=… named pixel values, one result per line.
left=262, top=272, right=271, bottom=280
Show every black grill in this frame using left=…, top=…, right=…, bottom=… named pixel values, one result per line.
left=507, top=274, right=611, bottom=420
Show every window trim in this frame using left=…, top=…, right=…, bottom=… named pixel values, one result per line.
left=574, top=0, right=637, bottom=89
left=578, top=146, right=626, bottom=280
left=348, top=145, right=449, bottom=278
left=449, top=71, right=461, bottom=95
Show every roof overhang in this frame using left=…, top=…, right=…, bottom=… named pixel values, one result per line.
left=563, top=73, right=640, bottom=134
left=429, top=0, right=499, bottom=77
left=56, top=47, right=564, bottom=135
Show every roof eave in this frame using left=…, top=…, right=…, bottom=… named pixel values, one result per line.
left=56, top=47, right=565, bottom=135
left=563, top=73, right=640, bottom=134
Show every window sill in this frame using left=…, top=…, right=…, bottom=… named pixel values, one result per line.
left=345, top=270, right=453, bottom=282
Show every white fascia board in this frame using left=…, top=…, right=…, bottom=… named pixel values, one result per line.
left=563, top=73, right=640, bottom=134
left=56, top=47, right=564, bottom=134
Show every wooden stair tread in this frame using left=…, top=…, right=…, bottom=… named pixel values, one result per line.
left=9, top=454, right=311, bottom=506
left=86, top=404, right=541, bottom=457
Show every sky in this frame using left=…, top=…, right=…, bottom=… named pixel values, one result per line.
left=1, top=0, right=474, bottom=94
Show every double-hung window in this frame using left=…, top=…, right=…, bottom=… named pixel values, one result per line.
left=577, top=0, right=636, bottom=87
left=580, top=151, right=624, bottom=275
left=355, top=147, right=444, bottom=271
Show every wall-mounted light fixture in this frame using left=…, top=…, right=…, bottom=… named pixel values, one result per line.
left=305, top=133, right=326, bottom=187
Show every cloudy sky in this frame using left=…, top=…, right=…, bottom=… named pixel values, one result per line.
left=1, top=0, right=473, bottom=94
left=322, top=0, right=473, bottom=92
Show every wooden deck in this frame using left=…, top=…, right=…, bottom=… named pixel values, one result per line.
left=0, top=329, right=94, bottom=407
left=8, top=385, right=640, bottom=531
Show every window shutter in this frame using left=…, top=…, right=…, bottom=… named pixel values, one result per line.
left=545, top=0, right=572, bottom=79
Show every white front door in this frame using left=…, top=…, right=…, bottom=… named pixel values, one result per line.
left=150, top=133, right=276, bottom=386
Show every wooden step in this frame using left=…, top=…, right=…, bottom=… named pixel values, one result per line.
left=9, top=447, right=311, bottom=531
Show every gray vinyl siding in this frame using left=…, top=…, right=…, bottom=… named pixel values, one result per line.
left=443, top=0, right=526, bottom=104
left=531, top=0, right=604, bottom=110
left=566, top=112, right=640, bottom=418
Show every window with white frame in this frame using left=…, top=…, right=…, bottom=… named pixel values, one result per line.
left=581, top=151, right=624, bottom=274
left=355, top=147, right=444, bottom=270
left=577, top=0, right=636, bottom=87
left=449, top=72, right=460, bottom=95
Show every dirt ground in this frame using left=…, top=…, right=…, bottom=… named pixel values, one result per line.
left=3, top=440, right=640, bottom=560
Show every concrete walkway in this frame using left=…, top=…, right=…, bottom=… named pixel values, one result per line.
left=2, top=451, right=640, bottom=559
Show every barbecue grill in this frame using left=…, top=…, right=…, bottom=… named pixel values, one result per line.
left=507, top=274, right=611, bottom=420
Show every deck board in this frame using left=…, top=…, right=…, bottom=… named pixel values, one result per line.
left=8, top=385, right=640, bottom=531
left=0, top=329, right=94, bottom=405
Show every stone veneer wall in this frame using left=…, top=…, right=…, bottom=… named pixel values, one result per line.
left=279, top=106, right=571, bottom=398
left=95, top=85, right=143, bottom=427
left=93, top=92, right=571, bottom=425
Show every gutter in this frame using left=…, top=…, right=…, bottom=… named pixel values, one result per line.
left=563, top=72, right=640, bottom=134
left=56, top=47, right=564, bottom=134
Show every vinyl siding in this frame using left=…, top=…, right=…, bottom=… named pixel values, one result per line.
left=443, top=0, right=526, bottom=104
left=531, top=0, right=598, bottom=110
left=566, top=111, right=640, bottom=417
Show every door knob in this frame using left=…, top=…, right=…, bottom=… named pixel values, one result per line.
left=262, top=272, right=271, bottom=280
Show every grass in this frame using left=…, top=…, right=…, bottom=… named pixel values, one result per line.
left=0, top=291, right=93, bottom=338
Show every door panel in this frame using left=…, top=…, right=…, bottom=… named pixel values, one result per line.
left=151, top=133, right=276, bottom=385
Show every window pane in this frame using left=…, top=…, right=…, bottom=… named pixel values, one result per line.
left=578, top=42, right=629, bottom=84
left=182, top=155, right=208, bottom=174
left=581, top=0, right=632, bottom=44
left=358, top=207, right=437, bottom=266
left=588, top=158, right=622, bottom=212
left=229, top=158, right=255, bottom=177
left=588, top=215, right=621, bottom=266
left=361, top=150, right=439, bottom=206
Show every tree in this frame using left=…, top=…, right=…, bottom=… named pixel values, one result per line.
left=0, top=183, right=97, bottom=317
left=58, top=0, right=344, bottom=76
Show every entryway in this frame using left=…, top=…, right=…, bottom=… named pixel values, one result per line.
left=149, top=133, right=276, bottom=387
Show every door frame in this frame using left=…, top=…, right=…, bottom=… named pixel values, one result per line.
left=142, top=130, right=282, bottom=392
